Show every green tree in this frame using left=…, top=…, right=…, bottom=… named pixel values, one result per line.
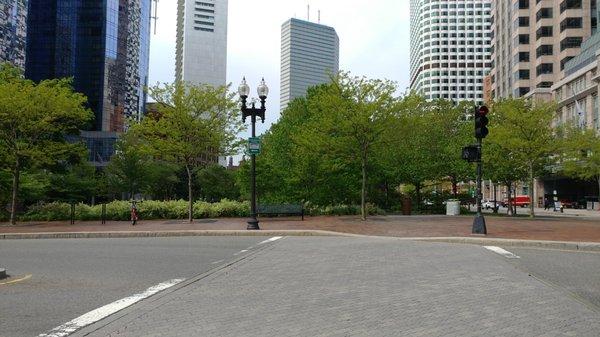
left=297, top=73, right=397, bottom=220
left=560, top=126, right=600, bottom=202
left=196, top=164, right=240, bottom=202
left=136, top=81, right=243, bottom=222
left=488, top=98, right=555, bottom=217
left=0, top=63, right=93, bottom=224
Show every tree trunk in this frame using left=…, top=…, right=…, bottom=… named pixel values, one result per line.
left=186, top=165, right=193, bottom=223
left=361, top=151, right=367, bottom=221
left=597, top=177, right=600, bottom=210
left=529, top=164, right=535, bottom=218
left=493, top=183, right=498, bottom=214
left=415, top=182, right=422, bottom=209
left=10, top=160, right=20, bottom=226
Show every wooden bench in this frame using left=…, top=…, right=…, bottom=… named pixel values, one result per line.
left=257, top=204, right=304, bottom=220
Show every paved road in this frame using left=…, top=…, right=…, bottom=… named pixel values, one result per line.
left=505, top=247, right=600, bottom=310
left=72, top=237, right=599, bottom=337
left=0, top=237, right=266, bottom=337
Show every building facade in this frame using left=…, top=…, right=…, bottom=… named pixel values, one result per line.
left=490, top=0, right=596, bottom=101
left=25, top=0, right=152, bottom=165
left=409, top=0, right=493, bottom=103
left=280, top=18, right=339, bottom=112
left=0, top=0, right=27, bottom=69
left=175, top=0, right=227, bottom=86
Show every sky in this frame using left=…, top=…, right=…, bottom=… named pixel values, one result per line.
left=148, top=0, right=411, bottom=136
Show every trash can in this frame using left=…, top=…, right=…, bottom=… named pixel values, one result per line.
left=446, top=200, right=460, bottom=216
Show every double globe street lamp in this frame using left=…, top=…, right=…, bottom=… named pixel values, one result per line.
left=238, top=77, right=268, bottom=230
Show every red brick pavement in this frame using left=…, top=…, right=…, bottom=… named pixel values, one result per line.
left=1, top=215, right=600, bottom=242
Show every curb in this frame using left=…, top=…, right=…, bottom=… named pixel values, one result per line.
left=409, top=237, right=600, bottom=252
left=1, top=230, right=599, bottom=252
left=0, top=230, right=354, bottom=240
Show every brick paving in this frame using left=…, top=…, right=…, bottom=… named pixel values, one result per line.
left=73, top=237, right=600, bottom=337
left=2, top=215, right=600, bottom=242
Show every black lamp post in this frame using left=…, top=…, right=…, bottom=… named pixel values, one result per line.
left=238, top=77, right=268, bottom=230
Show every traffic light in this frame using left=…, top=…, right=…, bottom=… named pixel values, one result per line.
left=474, top=105, right=489, bottom=139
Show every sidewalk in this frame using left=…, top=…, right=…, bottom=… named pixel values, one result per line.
left=2, top=215, right=600, bottom=243
left=71, top=237, right=600, bottom=337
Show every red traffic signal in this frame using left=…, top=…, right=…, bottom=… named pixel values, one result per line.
left=474, top=105, right=489, bottom=139
left=477, top=105, right=489, bottom=116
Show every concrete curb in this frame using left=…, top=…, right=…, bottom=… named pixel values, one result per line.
left=0, top=230, right=355, bottom=240
left=409, top=237, right=600, bottom=252
left=1, top=230, right=599, bottom=252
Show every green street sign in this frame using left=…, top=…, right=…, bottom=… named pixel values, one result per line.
left=248, top=137, right=261, bottom=155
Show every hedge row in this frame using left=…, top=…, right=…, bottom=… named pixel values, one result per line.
left=18, top=200, right=386, bottom=221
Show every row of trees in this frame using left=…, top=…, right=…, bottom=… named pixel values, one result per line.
left=242, top=72, right=600, bottom=219
left=0, top=63, right=244, bottom=224
left=2, top=62, right=599, bottom=223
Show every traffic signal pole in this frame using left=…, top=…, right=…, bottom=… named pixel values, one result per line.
left=472, top=136, right=487, bottom=234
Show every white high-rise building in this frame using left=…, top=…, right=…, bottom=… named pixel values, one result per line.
left=409, top=0, right=493, bottom=103
left=280, top=18, right=339, bottom=112
left=176, top=0, right=227, bottom=86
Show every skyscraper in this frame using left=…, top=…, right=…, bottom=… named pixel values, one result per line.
left=280, top=18, right=339, bottom=112
left=409, top=0, right=493, bottom=103
left=490, top=0, right=595, bottom=101
left=25, top=0, right=152, bottom=165
left=175, top=0, right=227, bottom=86
left=0, top=0, right=27, bottom=69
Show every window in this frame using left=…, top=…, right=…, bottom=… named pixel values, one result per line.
left=560, top=18, right=583, bottom=31
left=560, top=37, right=583, bottom=51
left=536, top=26, right=553, bottom=39
left=536, top=8, right=553, bottom=21
left=560, top=56, right=574, bottom=70
left=536, top=45, right=553, bottom=57
left=560, top=0, right=582, bottom=13
left=519, top=34, right=529, bottom=44
left=537, top=81, right=553, bottom=88
left=536, top=63, right=553, bottom=75
left=514, top=69, right=530, bottom=80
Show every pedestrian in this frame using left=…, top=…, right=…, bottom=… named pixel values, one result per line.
left=131, top=200, right=139, bottom=226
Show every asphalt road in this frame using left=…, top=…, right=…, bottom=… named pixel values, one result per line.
left=505, top=247, right=600, bottom=311
left=0, top=237, right=266, bottom=337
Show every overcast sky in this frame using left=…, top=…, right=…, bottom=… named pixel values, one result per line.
left=148, top=0, right=411, bottom=136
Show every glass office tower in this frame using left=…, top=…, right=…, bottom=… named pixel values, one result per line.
left=25, top=0, right=151, bottom=165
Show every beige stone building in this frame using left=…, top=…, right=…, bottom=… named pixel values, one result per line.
left=490, top=0, right=596, bottom=101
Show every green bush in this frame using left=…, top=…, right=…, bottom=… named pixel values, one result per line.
left=20, top=199, right=250, bottom=221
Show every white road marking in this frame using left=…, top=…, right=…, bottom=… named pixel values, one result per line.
left=484, top=246, right=520, bottom=259
left=233, top=249, right=249, bottom=256
left=258, top=236, right=283, bottom=245
left=38, top=278, right=185, bottom=337
left=211, top=259, right=224, bottom=265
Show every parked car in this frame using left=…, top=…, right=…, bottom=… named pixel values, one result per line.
left=482, top=200, right=495, bottom=209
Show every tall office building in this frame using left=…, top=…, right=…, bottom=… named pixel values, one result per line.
left=26, top=0, right=152, bottom=165
left=280, top=18, right=339, bottom=112
left=0, top=0, right=27, bottom=69
left=176, top=0, right=227, bottom=86
left=409, top=0, right=493, bottom=103
left=490, top=0, right=595, bottom=100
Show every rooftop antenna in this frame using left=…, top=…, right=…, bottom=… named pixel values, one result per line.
left=151, top=0, right=159, bottom=34
left=318, top=10, right=321, bottom=24
left=307, top=4, right=310, bottom=21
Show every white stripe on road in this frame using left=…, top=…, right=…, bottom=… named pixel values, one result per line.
left=484, top=246, right=520, bottom=259
left=38, top=278, right=185, bottom=337
left=257, top=236, right=283, bottom=245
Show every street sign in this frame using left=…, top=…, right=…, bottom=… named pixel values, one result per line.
left=248, top=137, right=261, bottom=155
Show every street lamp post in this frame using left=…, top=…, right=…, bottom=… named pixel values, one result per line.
left=238, top=77, right=268, bottom=230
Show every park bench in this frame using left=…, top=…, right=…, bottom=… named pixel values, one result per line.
left=257, top=204, right=304, bottom=220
